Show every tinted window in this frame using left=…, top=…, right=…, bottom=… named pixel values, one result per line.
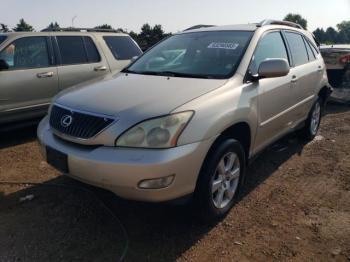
left=285, top=32, right=309, bottom=66
left=83, top=36, right=100, bottom=63
left=127, top=31, right=253, bottom=79
left=104, top=36, right=142, bottom=60
left=0, top=36, right=49, bottom=69
left=0, top=36, right=6, bottom=45
left=250, top=32, right=288, bottom=75
left=304, top=37, right=316, bottom=61
left=57, top=36, right=88, bottom=65
left=307, top=39, right=319, bottom=55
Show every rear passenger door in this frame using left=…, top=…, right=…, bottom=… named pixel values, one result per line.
left=283, top=31, right=320, bottom=121
left=54, top=35, right=109, bottom=90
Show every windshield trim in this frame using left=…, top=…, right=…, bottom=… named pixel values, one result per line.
left=122, top=30, right=254, bottom=80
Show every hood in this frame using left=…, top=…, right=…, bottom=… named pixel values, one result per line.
left=55, top=73, right=227, bottom=121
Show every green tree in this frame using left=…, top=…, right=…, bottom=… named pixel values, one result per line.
left=337, top=21, right=350, bottom=43
left=0, top=23, right=10, bottom=32
left=43, top=22, right=60, bottom=31
left=313, top=28, right=326, bottom=43
left=94, top=24, right=113, bottom=30
left=325, top=27, right=338, bottom=44
left=136, top=24, right=171, bottom=50
left=283, top=13, right=307, bottom=29
left=13, top=18, right=34, bottom=32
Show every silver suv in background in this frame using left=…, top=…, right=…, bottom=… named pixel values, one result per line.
left=0, top=29, right=142, bottom=124
left=38, top=20, right=331, bottom=221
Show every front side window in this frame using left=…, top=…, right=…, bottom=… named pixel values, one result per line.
left=0, top=36, right=49, bottom=69
left=250, top=31, right=289, bottom=75
left=285, top=32, right=309, bottom=66
left=103, top=36, right=142, bottom=60
left=126, top=31, right=253, bottom=79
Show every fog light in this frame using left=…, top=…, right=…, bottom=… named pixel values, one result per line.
left=138, top=175, right=175, bottom=189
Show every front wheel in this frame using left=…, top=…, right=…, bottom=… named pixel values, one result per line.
left=194, top=139, right=245, bottom=222
left=299, top=97, right=322, bottom=141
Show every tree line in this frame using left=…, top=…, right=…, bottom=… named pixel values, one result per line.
left=282, top=14, right=350, bottom=44
left=1, top=15, right=349, bottom=50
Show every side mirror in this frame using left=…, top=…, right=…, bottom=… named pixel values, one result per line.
left=0, top=59, right=9, bottom=71
left=257, top=59, right=290, bottom=79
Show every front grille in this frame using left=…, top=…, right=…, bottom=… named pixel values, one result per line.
left=49, top=104, right=114, bottom=139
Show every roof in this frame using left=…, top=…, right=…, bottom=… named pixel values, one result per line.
left=0, top=31, right=128, bottom=37
left=180, top=21, right=307, bottom=34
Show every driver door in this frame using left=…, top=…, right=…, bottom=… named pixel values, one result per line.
left=250, top=31, right=298, bottom=152
left=0, top=36, right=58, bottom=123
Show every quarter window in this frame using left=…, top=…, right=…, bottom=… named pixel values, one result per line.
left=103, top=36, right=142, bottom=60
left=0, top=36, right=50, bottom=69
left=56, top=36, right=101, bottom=65
left=250, top=31, right=288, bottom=75
left=285, top=32, right=309, bottom=66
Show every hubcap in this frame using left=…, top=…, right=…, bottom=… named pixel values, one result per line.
left=211, top=152, right=240, bottom=209
left=310, top=102, right=321, bottom=135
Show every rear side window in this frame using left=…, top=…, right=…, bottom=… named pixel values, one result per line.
left=103, top=36, right=142, bottom=60
left=285, top=32, right=309, bottom=66
left=56, top=36, right=100, bottom=65
left=307, top=39, right=319, bottom=55
left=83, top=36, right=100, bottom=63
left=303, top=37, right=316, bottom=61
left=0, top=36, right=7, bottom=45
left=0, top=36, right=50, bottom=69
left=250, top=31, right=289, bottom=75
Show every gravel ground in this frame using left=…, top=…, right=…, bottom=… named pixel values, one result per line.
left=0, top=103, right=349, bottom=262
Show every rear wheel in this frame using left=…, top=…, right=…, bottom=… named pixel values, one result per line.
left=194, top=139, right=245, bottom=222
left=299, top=97, right=322, bottom=141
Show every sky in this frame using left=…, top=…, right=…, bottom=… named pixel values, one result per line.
left=1, top=0, right=349, bottom=33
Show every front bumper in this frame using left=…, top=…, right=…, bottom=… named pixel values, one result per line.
left=37, top=117, right=214, bottom=202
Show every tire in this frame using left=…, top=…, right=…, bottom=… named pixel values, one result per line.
left=298, top=97, right=322, bottom=141
left=193, top=138, right=246, bottom=222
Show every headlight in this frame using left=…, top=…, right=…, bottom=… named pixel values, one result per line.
left=116, top=111, right=194, bottom=148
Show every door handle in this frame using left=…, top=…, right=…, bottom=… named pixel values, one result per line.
left=37, top=72, right=54, bottom=78
left=317, top=66, right=323, bottom=72
left=94, top=66, right=107, bottom=72
left=291, top=75, right=298, bottom=83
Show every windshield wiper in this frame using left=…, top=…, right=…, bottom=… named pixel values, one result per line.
left=157, top=71, right=213, bottom=79
left=122, top=69, right=213, bottom=79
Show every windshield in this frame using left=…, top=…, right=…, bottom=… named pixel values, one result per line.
left=0, top=36, right=7, bottom=45
left=126, top=31, right=253, bottom=79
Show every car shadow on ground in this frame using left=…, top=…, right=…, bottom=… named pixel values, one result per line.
left=0, top=103, right=348, bottom=261
left=0, top=119, right=40, bottom=149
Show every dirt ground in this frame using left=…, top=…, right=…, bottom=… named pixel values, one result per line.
left=0, top=103, right=349, bottom=262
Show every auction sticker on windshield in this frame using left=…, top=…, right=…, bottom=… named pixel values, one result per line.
left=207, top=42, right=239, bottom=50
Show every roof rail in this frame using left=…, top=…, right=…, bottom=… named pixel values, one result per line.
left=41, top=27, right=123, bottom=33
left=184, top=25, right=215, bottom=31
left=258, top=19, right=304, bottom=29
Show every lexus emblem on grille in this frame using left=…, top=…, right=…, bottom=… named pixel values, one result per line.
left=60, top=115, right=73, bottom=127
